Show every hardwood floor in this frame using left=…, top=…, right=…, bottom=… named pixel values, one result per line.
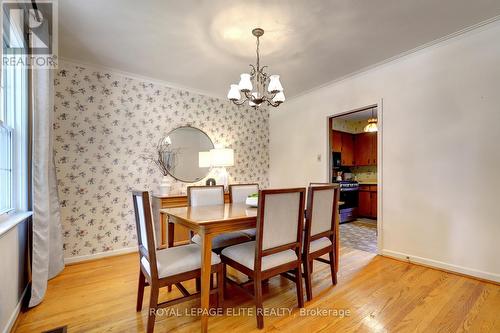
left=15, top=247, right=499, bottom=333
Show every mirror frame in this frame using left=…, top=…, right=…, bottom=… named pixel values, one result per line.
left=165, top=125, right=214, bottom=183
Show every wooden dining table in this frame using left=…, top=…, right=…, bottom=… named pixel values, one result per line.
left=160, top=203, right=258, bottom=333
left=160, top=202, right=340, bottom=333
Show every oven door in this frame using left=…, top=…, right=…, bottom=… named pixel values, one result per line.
left=340, top=189, right=358, bottom=209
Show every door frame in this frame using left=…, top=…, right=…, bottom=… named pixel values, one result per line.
left=326, top=98, right=384, bottom=254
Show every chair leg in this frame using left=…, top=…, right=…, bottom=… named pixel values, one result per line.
left=329, top=250, right=337, bottom=285
left=217, top=265, right=224, bottom=308
left=136, top=270, right=146, bottom=312
left=222, top=264, right=227, bottom=298
left=295, top=264, right=304, bottom=308
left=147, top=284, right=159, bottom=333
left=167, top=284, right=172, bottom=292
left=254, top=276, right=264, bottom=329
left=196, top=277, right=201, bottom=292
left=303, top=258, right=313, bottom=302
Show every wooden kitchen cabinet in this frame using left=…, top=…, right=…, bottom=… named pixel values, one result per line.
left=354, top=132, right=377, bottom=166
left=358, top=185, right=377, bottom=219
left=358, top=190, right=371, bottom=216
left=332, top=130, right=342, bottom=153
left=370, top=191, right=377, bottom=217
left=341, top=132, right=354, bottom=166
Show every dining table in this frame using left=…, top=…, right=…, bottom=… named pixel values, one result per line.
left=160, top=203, right=258, bottom=333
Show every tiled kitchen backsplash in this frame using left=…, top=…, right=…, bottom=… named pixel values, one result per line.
left=351, top=166, right=377, bottom=182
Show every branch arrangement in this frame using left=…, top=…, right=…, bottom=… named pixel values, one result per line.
left=141, top=137, right=177, bottom=177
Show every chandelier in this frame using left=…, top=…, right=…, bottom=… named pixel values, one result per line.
left=227, top=28, right=285, bottom=108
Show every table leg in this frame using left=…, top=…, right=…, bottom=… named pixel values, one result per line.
left=168, top=219, right=174, bottom=248
left=200, top=231, right=213, bottom=333
left=160, top=212, right=167, bottom=248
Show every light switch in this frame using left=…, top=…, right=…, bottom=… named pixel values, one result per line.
left=317, top=154, right=321, bottom=162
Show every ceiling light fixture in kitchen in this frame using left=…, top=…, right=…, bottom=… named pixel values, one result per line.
left=227, top=28, right=284, bottom=108
left=364, top=108, right=378, bottom=132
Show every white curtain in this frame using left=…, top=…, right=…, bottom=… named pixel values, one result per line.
left=29, top=68, right=65, bottom=307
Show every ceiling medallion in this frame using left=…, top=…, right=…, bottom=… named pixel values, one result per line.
left=227, top=28, right=285, bottom=108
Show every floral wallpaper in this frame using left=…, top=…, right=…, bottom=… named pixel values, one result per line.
left=53, top=61, right=269, bottom=258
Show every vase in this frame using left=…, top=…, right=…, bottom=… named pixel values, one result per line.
left=158, top=175, right=172, bottom=196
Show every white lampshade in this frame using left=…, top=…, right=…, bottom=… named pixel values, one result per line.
left=238, top=73, right=253, bottom=92
left=227, top=84, right=241, bottom=101
left=268, top=75, right=283, bottom=93
left=198, top=151, right=212, bottom=168
left=272, top=91, right=285, bottom=103
left=210, top=147, right=234, bottom=167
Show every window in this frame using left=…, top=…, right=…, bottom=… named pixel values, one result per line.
left=1, top=12, right=28, bottom=215
left=0, top=121, right=13, bottom=214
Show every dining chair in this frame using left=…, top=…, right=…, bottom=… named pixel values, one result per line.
left=302, top=184, right=339, bottom=301
left=228, top=183, right=259, bottom=238
left=132, top=191, right=224, bottom=333
left=220, top=188, right=306, bottom=329
left=188, top=185, right=252, bottom=252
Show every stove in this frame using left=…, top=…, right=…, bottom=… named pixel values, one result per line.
left=334, top=181, right=359, bottom=223
left=335, top=180, right=359, bottom=191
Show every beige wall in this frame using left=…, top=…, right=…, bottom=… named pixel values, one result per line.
left=270, top=21, right=500, bottom=281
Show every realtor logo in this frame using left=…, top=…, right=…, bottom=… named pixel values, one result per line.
left=2, top=0, right=58, bottom=68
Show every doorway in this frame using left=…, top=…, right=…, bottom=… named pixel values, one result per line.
left=328, top=105, right=381, bottom=254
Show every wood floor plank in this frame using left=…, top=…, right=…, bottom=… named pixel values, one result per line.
left=14, top=248, right=500, bottom=333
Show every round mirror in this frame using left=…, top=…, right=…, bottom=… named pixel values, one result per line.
left=164, top=126, right=214, bottom=183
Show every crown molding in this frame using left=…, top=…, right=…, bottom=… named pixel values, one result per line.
left=289, top=15, right=500, bottom=101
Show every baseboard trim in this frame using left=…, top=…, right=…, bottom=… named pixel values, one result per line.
left=4, top=285, right=28, bottom=333
left=381, top=249, right=500, bottom=284
left=64, top=246, right=138, bottom=265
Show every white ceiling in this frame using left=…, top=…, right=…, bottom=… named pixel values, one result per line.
left=59, top=0, right=500, bottom=98
left=336, top=108, right=377, bottom=122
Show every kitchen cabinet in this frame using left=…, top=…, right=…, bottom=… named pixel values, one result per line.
left=331, top=130, right=354, bottom=166
left=332, top=130, right=342, bottom=153
left=341, top=132, right=354, bottom=166
left=354, top=133, right=377, bottom=166
left=358, top=185, right=377, bottom=219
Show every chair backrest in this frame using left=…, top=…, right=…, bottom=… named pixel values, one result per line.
left=187, top=185, right=224, bottom=207
left=304, top=185, right=339, bottom=252
left=132, top=191, right=158, bottom=280
left=309, top=182, right=335, bottom=187
left=255, top=188, right=306, bottom=270
left=228, top=183, right=259, bottom=203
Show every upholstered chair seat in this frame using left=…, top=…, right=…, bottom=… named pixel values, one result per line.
left=221, top=240, right=298, bottom=271
left=141, top=243, right=221, bottom=278
left=307, top=237, right=332, bottom=254
left=191, top=232, right=252, bottom=250
left=240, top=228, right=256, bottom=238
